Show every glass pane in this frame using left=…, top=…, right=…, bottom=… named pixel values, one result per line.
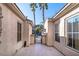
left=77, top=33, right=79, bottom=50
left=73, top=16, right=79, bottom=32
left=73, top=33, right=76, bottom=48
left=78, top=23, right=79, bottom=32
left=55, top=24, right=59, bottom=32
left=55, top=33, right=60, bottom=42
left=67, top=18, right=73, bottom=32
left=67, top=33, right=72, bottom=47
left=73, top=33, right=79, bottom=50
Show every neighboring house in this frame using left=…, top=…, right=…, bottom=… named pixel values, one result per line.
left=23, top=19, right=33, bottom=46
left=44, top=19, right=54, bottom=46
left=45, top=3, right=79, bottom=55
left=0, top=3, right=32, bottom=55
left=26, top=19, right=34, bottom=45
left=44, top=20, right=48, bottom=33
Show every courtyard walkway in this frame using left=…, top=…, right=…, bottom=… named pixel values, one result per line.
left=15, top=44, right=64, bottom=56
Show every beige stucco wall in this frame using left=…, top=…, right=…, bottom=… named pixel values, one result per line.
left=0, top=4, right=25, bottom=55
left=23, top=20, right=33, bottom=46
left=44, top=20, right=55, bottom=46
left=41, top=20, right=48, bottom=44
left=41, top=35, right=46, bottom=44
left=23, top=21, right=29, bottom=47
left=30, top=34, right=34, bottom=44
left=46, top=21, right=55, bottom=46
left=53, top=6, right=79, bottom=56
left=44, top=20, right=48, bottom=33
left=29, top=23, right=32, bottom=45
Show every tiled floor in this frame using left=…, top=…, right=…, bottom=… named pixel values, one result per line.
left=15, top=44, right=64, bottom=56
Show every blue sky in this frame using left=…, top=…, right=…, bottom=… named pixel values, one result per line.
left=16, top=3, right=66, bottom=25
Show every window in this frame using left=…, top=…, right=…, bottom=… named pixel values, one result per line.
left=17, top=22, right=22, bottom=42
left=66, top=13, right=79, bottom=50
left=0, top=6, right=2, bottom=36
left=55, top=23, right=60, bottom=42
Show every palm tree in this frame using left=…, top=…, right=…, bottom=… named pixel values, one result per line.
left=39, top=3, right=48, bottom=25
left=30, top=3, right=37, bottom=43
left=30, top=3, right=37, bottom=27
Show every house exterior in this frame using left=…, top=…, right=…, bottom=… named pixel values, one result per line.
left=42, top=19, right=52, bottom=46
left=0, top=3, right=33, bottom=55
left=25, top=19, right=34, bottom=45
left=45, top=3, right=79, bottom=56
left=23, top=19, right=33, bottom=47
left=44, top=19, right=54, bottom=46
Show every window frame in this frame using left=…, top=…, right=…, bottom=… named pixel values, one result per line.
left=17, top=22, right=22, bottom=42
left=55, top=22, right=60, bottom=42
left=65, top=12, right=79, bottom=52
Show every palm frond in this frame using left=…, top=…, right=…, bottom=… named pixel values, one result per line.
left=45, top=3, right=48, bottom=10
left=30, top=3, right=38, bottom=12
left=38, top=3, right=42, bottom=9
left=39, top=3, right=48, bottom=10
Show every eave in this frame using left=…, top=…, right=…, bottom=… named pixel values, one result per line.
left=51, top=3, right=79, bottom=22
left=4, top=3, right=26, bottom=21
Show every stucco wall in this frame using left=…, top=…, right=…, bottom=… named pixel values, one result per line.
left=29, top=24, right=32, bottom=44
left=46, top=21, right=54, bottom=46
left=23, top=21, right=32, bottom=46
left=23, top=21, right=29, bottom=46
left=0, top=4, right=24, bottom=55
left=44, top=20, right=48, bottom=33
left=42, top=35, right=46, bottom=44
left=30, top=34, right=34, bottom=44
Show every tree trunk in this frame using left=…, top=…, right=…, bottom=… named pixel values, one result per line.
left=33, top=11, right=36, bottom=43
left=33, top=11, right=36, bottom=26
left=42, top=6, right=45, bottom=24
left=42, top=5, right=45, bottom=30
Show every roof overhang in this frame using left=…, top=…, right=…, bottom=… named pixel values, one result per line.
left=51, top=3, right=79, bottom=22
left=27, top=19, right=33, bottom=25
left=4, top=3, right=26, bottom=21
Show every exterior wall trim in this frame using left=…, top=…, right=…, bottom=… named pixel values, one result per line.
left=27, top=19, right=33, bottom=26
left=53, top=3, right=69, bottom=18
